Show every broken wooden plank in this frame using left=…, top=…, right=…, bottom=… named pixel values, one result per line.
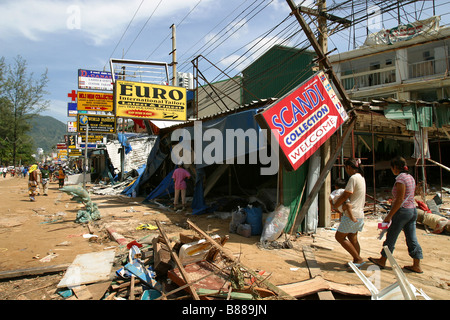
left=156, top=220, right=200, bottom=300
left=72, top=285, right=93, bottom=300
left=317, top=290, right=335, bottom=300
left=0, top=263, right=70, bottom=280
left=152, top=237, right=172, bottom=276
left=129, top=275, right=136, bottom=300
left=186, top=219, right=296, bottom=300
left=86, top=281, right=112, bottom=300
left=278, top=276, right=330, bottom=298
left=278, top=276, right=370, bottom=298
left=277, top=245, right=370, bottom=299
left=327, top=281, right=370, bottom=297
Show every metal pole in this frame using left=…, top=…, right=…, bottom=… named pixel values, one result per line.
left=171, top=24, right=177, bottom=86
left=318, top=0, right=331, bottom=228
left=420, top=125, right=427, bottom=197
left=83, top=120, right=88, bottom=189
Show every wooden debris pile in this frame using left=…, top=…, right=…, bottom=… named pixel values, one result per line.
left=101, top=219, right=295, bottom=300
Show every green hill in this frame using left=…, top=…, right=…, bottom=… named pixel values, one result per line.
left=29, top=115, right=67, bottom=153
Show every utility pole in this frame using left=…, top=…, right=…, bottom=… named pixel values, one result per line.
left=83, top=118, right=89, bottom=189
left=286, top=0, right=355, bottom=233
left=317, top=0, right=331, bottom=229
left=170, top=24, right=177, bottom=86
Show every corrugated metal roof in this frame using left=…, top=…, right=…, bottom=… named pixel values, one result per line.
left=159, top=98, right=277, bottom=135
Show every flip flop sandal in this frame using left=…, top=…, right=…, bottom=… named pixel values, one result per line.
left=347, top=261, right=366, bottom=269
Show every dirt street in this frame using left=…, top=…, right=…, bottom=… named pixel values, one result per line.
left=0, top=175, right=449, bottom=300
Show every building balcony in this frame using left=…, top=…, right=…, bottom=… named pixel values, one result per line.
left=340, top=66, right=397, bottom=91
left=408, top=57, right=449, bottom=79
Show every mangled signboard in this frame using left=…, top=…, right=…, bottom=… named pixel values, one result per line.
left=114, top=80, right=187, bottom=121
left=255, top=71, right=348, bottom=171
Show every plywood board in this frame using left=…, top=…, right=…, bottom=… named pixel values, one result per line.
left=57, top=250, right=116, bottom=288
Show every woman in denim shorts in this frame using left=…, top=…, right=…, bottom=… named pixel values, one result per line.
left=333, top=158, right=367, bottom=268
left=369, top=156, right=423, bottom=273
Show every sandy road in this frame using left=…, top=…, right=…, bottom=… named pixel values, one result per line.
left=0, top=174, right=449, bottom=300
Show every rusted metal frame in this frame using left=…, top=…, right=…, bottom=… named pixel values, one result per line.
left=155, top=220, right=200, bottom=300
left=196, top=69, right=233, bottom=112
left=290, top=116, right=357, bottom=233
left=193, top=56, right=200, bottom=118
left=195, top=54, right=259, bottom=103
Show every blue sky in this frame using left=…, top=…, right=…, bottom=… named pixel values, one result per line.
left=0, top=0, right=447, bottom=124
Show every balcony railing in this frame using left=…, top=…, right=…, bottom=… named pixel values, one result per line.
left=408, top=58, right=449, bottom=79
left=340, top=66, right=397, bottom=90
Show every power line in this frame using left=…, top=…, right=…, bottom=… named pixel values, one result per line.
left=145, top=0, right=204, bottom=61
left=124, top=0, right=164, bottom=58
left=104, top=0, right=146, bottom=70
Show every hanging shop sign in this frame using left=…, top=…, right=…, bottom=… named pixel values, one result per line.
left=78, top=69, right=114, bottom=91
left=77, top=114, right=116, bottom=134
left=255, top=71, right=348, bottom=171
left=65, top=135, right=77, bottom=149
left=67, top=121, right=77, bottom=133
left=68, top=148, right=82, bottom=157
left=114, top=80, right=187, bottom=120
left=78, top=134, right=106, bottom=145
left=364, top=16, right=440, bottom=46
left=77, top=91, right=114, bottom=112
left=68, top=102, right=78, bottom=117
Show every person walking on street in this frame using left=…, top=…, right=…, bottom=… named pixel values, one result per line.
left=22, top=166, right=28, bottom=178
left=369, top=156, right=423, bottom=273
left=40, top=164, right=50, bottom=196
left=333, top=158, right=367, bottom=268
left=58, top=165, right=66, bottom=188
left=172, top=163, right=191, bottom=211
left=28, top=164, right=39, bottom=201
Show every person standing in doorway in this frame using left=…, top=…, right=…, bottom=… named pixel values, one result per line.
left=333, top=158, right=367, bottom=268
left=28, top=164, right=39, bottom=201
left=369, top=156, right=423, bottom=273
left=172, top=163, right=191, bottom=211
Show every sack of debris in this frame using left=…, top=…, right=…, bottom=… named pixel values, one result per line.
left=237, top=223, right=252, bottom=238
left=229, top=206, right=247, bottom=233
left=260, top=205, right=290, bottom=242
left=244, top=205, right=263, bottom=236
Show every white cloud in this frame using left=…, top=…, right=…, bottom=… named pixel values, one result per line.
left=0, top=0, right=212, bottom=45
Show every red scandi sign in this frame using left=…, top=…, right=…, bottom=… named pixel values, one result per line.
left=255, top=71, right=348, bottom=171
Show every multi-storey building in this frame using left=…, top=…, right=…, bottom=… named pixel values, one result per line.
left=329, top=17, right=450, bottom=102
